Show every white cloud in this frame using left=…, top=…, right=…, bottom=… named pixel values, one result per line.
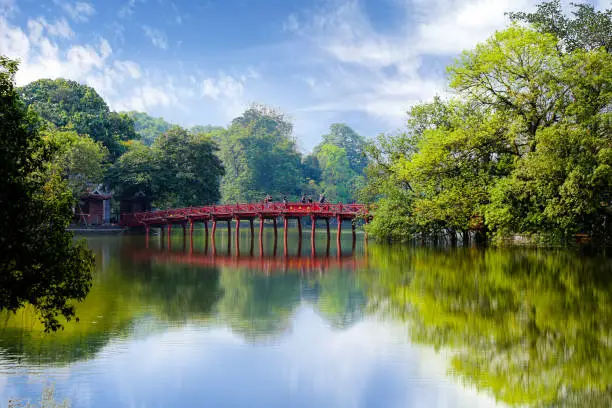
left=280, top=0, right=545, bottom=126
left=200, top=73, right=251, bottom=118
left=142, top=25, right=168, bottom=49
left=55, top=0, right=96, bottom=23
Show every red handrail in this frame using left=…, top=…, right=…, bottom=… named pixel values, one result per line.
left=119, top=202, right=370, bottom=227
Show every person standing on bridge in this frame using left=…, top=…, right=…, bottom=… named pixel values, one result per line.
left=308, top=196, right=313, bottom=204
left=300, top=194, right=307, bottom=204
left=283, top=196, right=288, bottom=206
left=319, top=193, right=326, bottom=204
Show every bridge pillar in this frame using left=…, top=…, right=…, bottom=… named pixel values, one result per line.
left=189, top=220, right=194, bottom=240
left=325, top=218, right=330, bottom=242
left=212, top=220, right=217, bottom=239
left=167, top=224, right=172, bottom=251
left=249, top=218, right=254, bottom=242
left=227, top=220, right=231, bottom=253
left=297, top=217, right=302, bottom=238
left=182, top=223, right=186, bottom=240
left=259, top=216, right=264, bottom=242
left=273, top=217, right=278, bottom=242
left=283, top=216, right=288, bottom=257
left=352, top=220, right=356, bottom=252
left=310, top=215, right=316, bottom=257
left=336, top=215, right=342, bottom=257
left=235, top=218, right=240, bottom=254
left=204, top=220, right=209, bottom=239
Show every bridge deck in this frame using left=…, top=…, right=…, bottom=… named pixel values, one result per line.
left=120, top=202, right=369, bottom=227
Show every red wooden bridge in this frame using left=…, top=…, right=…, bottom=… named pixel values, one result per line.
left=120, top=202, right=371, bottom=245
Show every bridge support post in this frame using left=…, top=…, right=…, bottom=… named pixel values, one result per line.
left=167, top=224, right=172, bottom=251
left=212, top=220, right=217, bottom=239
left=249, top=218, right=254, bottom=242
left=182, top=223, right=186, bottom=240
left=325, top=218, right=330, bottom=243
left=273, top=217, right=278, bottom=242
left=297, top=217, right=302, bottom=239
left=259, top=216, right=264, bottom=241
left=283, top=216, right=288, bottom=257
left=235, top=218, right=240, bottom=254
left=189, top=220, right=194, bottom=240
left=311, top=215, right=316, bottom=257
left=336, top=216, right=342, bottom=257
left=352, top=220, right=356, bottom=252
left=204, top=220, right=209, bottom=239
left=227, top=220, right=231, bottom=254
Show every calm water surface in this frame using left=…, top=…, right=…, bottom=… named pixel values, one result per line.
left=1, top=228, right=611, bottom=407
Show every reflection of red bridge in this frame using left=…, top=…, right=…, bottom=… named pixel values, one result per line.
left=120, top=202, right=372, bottom=245
left=131, top=250, right=367, bottom=273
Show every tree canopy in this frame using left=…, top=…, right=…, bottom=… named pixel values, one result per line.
left=106, top=128, right=224, bottom=208
left=216, top=104, right=303, bottom=203
left=18, top=79, right=137, bottom=159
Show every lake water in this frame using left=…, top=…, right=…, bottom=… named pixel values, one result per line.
left=1, top=228, right=611, bottom=407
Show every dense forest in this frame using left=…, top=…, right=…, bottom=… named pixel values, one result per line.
left=363, top=1, right=611, bottom=246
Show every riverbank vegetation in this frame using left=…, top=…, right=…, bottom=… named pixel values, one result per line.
left=363, top=1, right=611, bottom=246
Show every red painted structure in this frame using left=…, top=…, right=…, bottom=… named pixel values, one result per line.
left=120, top=202, right=371, bottom=247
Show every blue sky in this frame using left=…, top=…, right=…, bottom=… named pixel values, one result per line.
left=1, top=0, right=609, bottom=151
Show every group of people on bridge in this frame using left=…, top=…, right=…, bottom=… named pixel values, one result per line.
left=263, top=193, right=327, bottom=206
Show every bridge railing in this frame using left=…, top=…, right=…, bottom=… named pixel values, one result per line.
left=120, top=202, right=370, bottom=226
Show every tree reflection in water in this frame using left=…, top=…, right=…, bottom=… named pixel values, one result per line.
left=364, top=246, right=612, bottom=407
left=0, top=234, right=367, bottom=363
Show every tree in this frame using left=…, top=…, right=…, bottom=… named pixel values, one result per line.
left=19, top=79, right=137, bottom=159
left=315, top=124, right=368, bottom=174
left=0, top=56, right=94, bottom=332
left=153, top=127, right=225, bottom=207
left=105, top=141, right=161, bottom=206
left=107, top=128, right=225, bottom=208
left=43, top=129, right=108, bottom=199
left=316, top=144, right=358, bottom=202
left=508, top=0, right=612, bottom=53
left=217, top=104, right=302, bottom=203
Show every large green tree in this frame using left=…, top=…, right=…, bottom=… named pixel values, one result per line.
left=217, top=104, right=302, bottom=203
left=19, top=79, right=137, bottom=158
left=0, top=56, right=94, bottom=332
left=43, top=129, right=108, bottom=199
left=107, top=128, right=224, bottom=208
